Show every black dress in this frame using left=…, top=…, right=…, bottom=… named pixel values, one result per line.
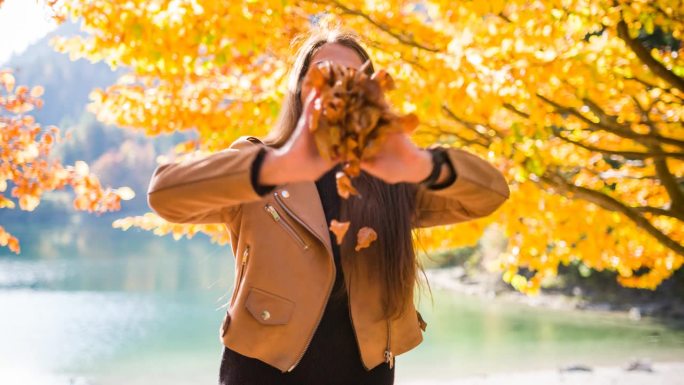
left=218, top=150, right=394, bottom=385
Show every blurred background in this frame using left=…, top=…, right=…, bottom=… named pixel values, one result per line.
left=1, top=0, right=683, bottom=384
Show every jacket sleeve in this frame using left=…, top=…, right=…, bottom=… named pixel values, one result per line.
left=147, top=136, right=266, bottom=224
left=413, top=146, right=510, bottom=228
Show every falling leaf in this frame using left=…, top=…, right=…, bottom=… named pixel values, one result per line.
left=335, top=171, right=359, bottom=199
left=355, top=227, right=377, bottom=251
left=329, top=219, right=350, bottom=245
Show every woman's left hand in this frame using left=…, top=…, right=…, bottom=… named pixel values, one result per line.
left=360, top=132, right=433, bottom=184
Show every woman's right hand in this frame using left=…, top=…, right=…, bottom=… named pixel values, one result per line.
left=258, top=90, right=340, bottom=185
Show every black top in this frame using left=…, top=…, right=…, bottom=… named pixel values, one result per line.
left=218, top=148, right=394, bottom=385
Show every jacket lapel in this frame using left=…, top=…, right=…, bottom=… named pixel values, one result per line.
left=274, top=181, right=334, bottom=258
left=244, top=135, right=334, bottom=258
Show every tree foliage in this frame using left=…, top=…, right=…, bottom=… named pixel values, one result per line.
left=49, top=0, right=684, bottom=293
left=0, top=70, right=131, bottom=253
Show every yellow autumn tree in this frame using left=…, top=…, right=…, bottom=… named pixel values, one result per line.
left=48, top=0, right=683, bottom=293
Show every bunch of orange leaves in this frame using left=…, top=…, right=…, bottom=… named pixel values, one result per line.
left=303, top=61, right=418, bottom=251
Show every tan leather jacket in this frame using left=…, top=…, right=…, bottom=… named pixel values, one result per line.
left=147, top=135, right=510, bottom=372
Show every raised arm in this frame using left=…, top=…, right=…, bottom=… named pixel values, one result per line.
left=413, top=147, right=510, bottom=228
left=146, top=136, right=266, bottom=224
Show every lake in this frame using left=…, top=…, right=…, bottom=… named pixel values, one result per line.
left=1, top=222, right=683, bottom=384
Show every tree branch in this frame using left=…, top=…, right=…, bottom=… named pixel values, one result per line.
left=653, top=151, right=684, bottom=214
left=537, top=93, right=684, bottom=149
left=552, top=130, right=684, bottom=160
left=635, top=206, right=684, bottom=222
left=617, top=20, right=684, bottom=94
left=632, top=93, right=684, bottom=213
left=316, top=0, right=442, bottom=53
left=441, top=104, right=502, bottom=140
left=503, top=103, right=530, bottom=119
left=540, top=172, right=684, bottom=256
left=623, top=75, right=684, bottom=103
left=426, top=126, right=490, bottom=149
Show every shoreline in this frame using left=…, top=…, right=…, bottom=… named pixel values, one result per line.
left=424, top=266, right=684, bottom=324
left=399, top=361, right=684, bottom=385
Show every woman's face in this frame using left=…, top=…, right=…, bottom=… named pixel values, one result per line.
left=300, top=42, right=365, bottom=105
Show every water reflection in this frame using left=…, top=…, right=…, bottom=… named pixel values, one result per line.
left=1, top=223, right=683, bottom=384
left=1, top=222, right=232, bottom=293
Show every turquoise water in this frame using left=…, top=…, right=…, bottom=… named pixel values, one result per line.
left=1, top=223, right=683, bottom=384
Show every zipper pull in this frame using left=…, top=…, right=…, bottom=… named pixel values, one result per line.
left=264, top=204, right=280, bottom=221
left=384, top=349, right=394, bottom=369
left=385, top=318, right=393, bottom=368
left=242, top=245, right=250, bottom=265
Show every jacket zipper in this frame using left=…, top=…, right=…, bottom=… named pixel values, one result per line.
left=347, top=285, right=393, bottom=370
left=273, top=190, right=390, bottom=371
left=273, top=192, right=335, bottom=372
left=229, top=244, right=250, bottom=307
left=384, top=319, right=394, bottom=369
left=273, top=191, right=332, bottom=256
left=264, top=203, right=310, bottom=250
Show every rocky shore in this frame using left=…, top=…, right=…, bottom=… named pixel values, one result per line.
left=425, top=266, right=684, bottom=322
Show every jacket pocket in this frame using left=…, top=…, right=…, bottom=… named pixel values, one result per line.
left=245, top=287, right=295, bottom=326
left=263, top=203, right=309, bottom=250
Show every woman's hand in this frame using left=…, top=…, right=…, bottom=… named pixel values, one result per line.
left=258, top=91, right=340, bottom=185
left=360, top=132, right=434, bottom=184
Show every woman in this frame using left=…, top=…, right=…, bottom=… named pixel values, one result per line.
left=147, top=27, right=510, bottom=385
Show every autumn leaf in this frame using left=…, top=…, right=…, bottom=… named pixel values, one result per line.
left=355, top=227, right=377, bottom=252
left=329, top=219, right=350, bottom=245
left=335, top=171, right=359, bottom=199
